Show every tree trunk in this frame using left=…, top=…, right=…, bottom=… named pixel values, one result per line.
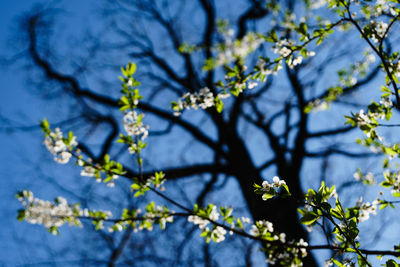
left=226, top=137, right=318, bottom=267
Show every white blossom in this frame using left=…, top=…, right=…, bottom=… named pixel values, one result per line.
left=248, top=81, right=258, bottom=89
left=213, top=31, right=264, bottom=66
left=241, top=216, right=251, bottom=224
left=272, top=176, right=286, bottom=187
left=380, top=97, right=393, bottom=108
left=17, top=191, right=111, bottom=234
left=188, top=215, right=209, bottom=230
left=250, top=220, right=274, bottom=236
left=369, top=20, right=388, bottom=43
left=173, top=87, right=230, bottom=116
left=80, top=165, right=96, bottom=177
left=354, top=110, right=374, bottom=126
left=356, top=197, right=379, bottom=222
left=212, top=226, right=227, bottom=243
left=297, top=238, right=308, bottom=258
left=43, top=128, right=77, bottom=164
left=288, top=56, right=303, bottom=68
left=310, top=0, right=328, bottom=9
left=209, top=205, right=220, bottom=221
left=123, top=111, right=149, bottom=140
left=272, top=39, right=295, bottom=58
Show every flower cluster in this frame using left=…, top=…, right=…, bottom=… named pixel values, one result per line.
left=257, top=176, right=289, bottom=201
left=287, top=55, right=303, bottom=68
left=175, top=87, right=214, bottom=112
left=373, top=0, right=398, bottom=17
left=123, top=111, right=149, bottom=140
left=294, top=239, right=309, bottom=259
left=356, top=197, right=379, bottom=222
left=212, top=30, right=264, bottom=67
left=77, top=155, right=124, bottom=187
left=16, top=190, right=97, bottom=234
left=353, top=169, right=376, bottom=185
left=265, top=238, right=308, bottom=266
left=249, top=220, right=274, bottom=236
left=307, top=99, right=329, bottom=113
left=43, top=127, right=77, bottom=164
left=370, top=20, right=389, bottom=43
left=188, top=205, right=219, bottom=230
left=379, top=170, right=400, bottom=196
left=255, top=58, right=282, bottom=77
left=210, top=226, right=227, bottom=243
left=187, top=205, right=228, bottom=243
left=272, top=39, right=294, bottom=58
left=353, top=110, right=377, bottom=127
left=172, top=87, right=230, bottom=116
left=79, top=161, right=97, bottom=179
left=109, top=203, right=174, bottom=233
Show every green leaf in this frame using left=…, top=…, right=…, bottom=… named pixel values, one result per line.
left=300, top=212, right=319, bottom=225
left=262, top=193, right=274, bottom=200
left=17, top=209, right=25, bottom=221
left=253, top=183, right=261, bottom=189
left=331, top=259, right=345, bottom=267
left=281, top=184, right=291, bottom=196
left=131, top=183, right=141, bottom=190
left=128, top=62, right=137, bottom=75
left=215, top=96, right=224, bottom=113
left=380, top=181, right=392, bottom=188
left=386, top=259, right=399, bottom=267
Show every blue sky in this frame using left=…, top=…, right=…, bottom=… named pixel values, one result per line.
left=0, top=1, right=98, bottom=264
left=2, top=1, right=400, bottom=266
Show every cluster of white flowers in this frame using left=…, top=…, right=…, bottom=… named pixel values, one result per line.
left=187, top=205, right=227, bottom=243
left=211, top=226, right=227, bottom=243
left=256, top=59, right=282, bottom=76
left=109, top=205, right=173, bottom=233
left=287, top=56, right=303, bottom=68
left=356, top=197, right=379, bottom=222
left=213, top=30, right=264, bottom=67
left=241, top=216, right=251, bottom=224
left=389, top=60, right=400, bottom=78
left=272, top=39, right=294, bottom=58
left=146, top=205, right=174, bottom=230
left=17, top=190, right=94, bottom=234
left=174, top=87, right=244, bottom=116
left=43, top=128, right=77, bottom=164
left=188, top=215, right=210, bottom=229
left=80, top=166, right=97, bottom=179
left=296, top=238, right=309, bottom=258
left=308, top=99, right=329, bottom=113
left=384, top=171, right=400, bottom=194
left=174, top=87, right=215, bottom=115
left=348, top=49, right=376, bottom=81
left=353, top=171, right=376, bottom=185
left=249, top=220, right=274, bottom=236
left=369, top=20, right=389, bottom=43
left=262, top=176, right=287, bottom=190
left=353, top=110, right=375, bottom=127
left=309, top=0, right=328, bottom=9
left=248, top=81, right=258, bottom=89
left=380, top=97, right=393, bottom=108
left=123, top=111, right=149, bottom=140
left=265, top=238, right=308, bottom=266
left=188, top=205, right=219, bottom=229
left=374, top=0, right=397, bottom=17
left=352, top=108, right=388, bottom=140
left=77, top=159, right=118, bottom=186
left=78, top=158, right=97, bottom=178
left=259, top=176, right=287, bottom=201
